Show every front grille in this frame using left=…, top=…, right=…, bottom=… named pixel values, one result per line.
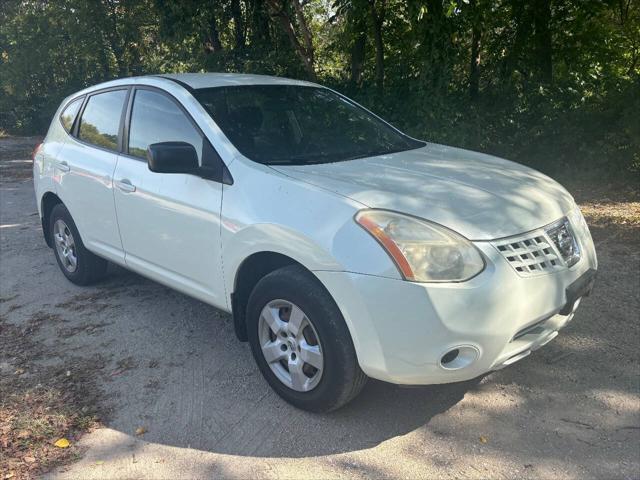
left=493, top=230, right=565, bottom=277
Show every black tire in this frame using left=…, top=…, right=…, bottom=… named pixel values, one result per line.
left=247, top=265, right=367, bottom=412
left=49, top=203, right=108, bottom=285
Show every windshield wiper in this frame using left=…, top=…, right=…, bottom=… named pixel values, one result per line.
left=343, top=149, right=396, bottom=161
left=266, top=145, right=411, bottom=166
left=266, top=154, right=331, bottom=165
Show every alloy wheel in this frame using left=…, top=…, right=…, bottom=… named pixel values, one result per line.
left=53, top=219, right=78, bottom=273
left=258, top=299, right=324, bottom=392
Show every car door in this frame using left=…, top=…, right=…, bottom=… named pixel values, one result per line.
left=112, top=86, right=226, bottom=307
left=54, top=88, right=129, bottom=263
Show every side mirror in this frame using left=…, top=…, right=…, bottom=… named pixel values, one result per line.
left=147, top=142, right=199, bottom=174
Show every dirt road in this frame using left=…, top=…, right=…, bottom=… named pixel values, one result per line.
left=1, top=137, right=638, bottom=479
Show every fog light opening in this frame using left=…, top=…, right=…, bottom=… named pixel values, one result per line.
left=440, top=345, right=480, bottom=370
left=441, top=349, right=459, bottom=365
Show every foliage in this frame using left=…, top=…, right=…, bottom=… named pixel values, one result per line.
left=1, top=0, right=638, bottom=177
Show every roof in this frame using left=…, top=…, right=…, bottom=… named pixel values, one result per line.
left=157, top=73, right=318, bottom=89
left=62, top=73, right=322, bottom=105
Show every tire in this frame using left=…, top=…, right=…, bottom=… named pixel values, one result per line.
left=247, top=265, right=367, bottom=412
left=49, top=203, right=108, bottom=285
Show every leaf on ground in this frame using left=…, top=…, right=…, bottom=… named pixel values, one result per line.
left=479, top=435, right=488, bottom=444
left=23, top=456, right=36, bottom=463
left=135, top=427, right=147, bottom=436
left=54, top=438, right=70, bottom=448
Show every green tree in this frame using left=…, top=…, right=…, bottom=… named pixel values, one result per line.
left=0, top=0, right=637, bottom=176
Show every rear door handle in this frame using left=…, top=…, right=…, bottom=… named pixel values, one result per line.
left=56, top=161, right=70, bottom=172
left=115, top=179, right=136, bottom=193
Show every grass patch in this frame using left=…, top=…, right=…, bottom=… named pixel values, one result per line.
left=0, top=385, right=99, bottom=478
left=0, top=317, right=106, bottom=478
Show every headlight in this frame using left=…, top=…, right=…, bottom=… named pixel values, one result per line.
left=568, top=206, right=591, bottom=237
left=355, top=210, right=485, bottom=282
left=567, top=205, right=597, bottom=269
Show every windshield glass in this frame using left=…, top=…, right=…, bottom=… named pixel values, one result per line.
left=193, top=85, right=424, bottom=165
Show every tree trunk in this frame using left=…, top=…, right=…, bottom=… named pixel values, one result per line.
left=204, top=15, right=223, bottom=53
left=348, top=10, right=367, bottom=87
left=469, top=0, right=481, bottom=99
left=231, top=0, right=246, bottom=50
left=266, top=0, right=316, bottom=80
left=533, top=0, right=552, bottom=83
left=250, top=0, right=271, bottom=45
left=291, top=0, right=313, bottom=65
left=369, top=0, right=385, bottom=91
left=350, top=31, right=366, bottom=87
left=409, top=0, right=453, bottom=92
left=102, top=0, right=126, bottom=76
left=469, top=25, right=481, bottom=99
left=507, top=0, right=532, bottom=83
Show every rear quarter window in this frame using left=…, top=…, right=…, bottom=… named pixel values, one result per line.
left=59, top=97, right=83, bottom=133
left=78, top=90, right=127, bottom=151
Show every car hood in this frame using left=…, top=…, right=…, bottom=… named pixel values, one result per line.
left=270, top=143, right=575, bottom=240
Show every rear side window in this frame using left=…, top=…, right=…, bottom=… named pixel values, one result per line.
left=59, top=97, right=83, bottom=133
left=78, top=90, right=127, bottom=151
left=128, top=89, right=203, bottom=163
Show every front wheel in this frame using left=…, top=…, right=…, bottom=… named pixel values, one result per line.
left=247, top=265, right=367, bottom=412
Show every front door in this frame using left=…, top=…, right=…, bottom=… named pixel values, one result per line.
left=112, top=87, right=225, bottom=308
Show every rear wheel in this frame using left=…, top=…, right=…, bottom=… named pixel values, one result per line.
left=247, top=265, right=367, bottom=412
left=49, top=203, right=108, bottom=285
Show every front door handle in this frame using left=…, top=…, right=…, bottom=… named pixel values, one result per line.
left=56, top=161, right=70, bottom=172
left=115, top=179, right=136, bottom=193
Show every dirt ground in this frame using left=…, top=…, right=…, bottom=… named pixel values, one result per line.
left=1, top=136, right=638, bottom=479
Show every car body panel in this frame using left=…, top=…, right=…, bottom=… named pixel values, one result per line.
left=113, top=155, right=226, bottom=307
left=271, top=143, right=576, bottom=241
left=34, top=95, right=82, bottom=217
left=220, top=158, right=402, bottom=300
left=54, top=137, right=125, bottom=263
left=315, top=225, right=597, bottom=384
left=33, top=139, right=64, bottom=218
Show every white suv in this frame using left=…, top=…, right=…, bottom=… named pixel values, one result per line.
left=33, top=73, right=597, bottom=411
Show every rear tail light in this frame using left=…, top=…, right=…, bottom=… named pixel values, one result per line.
left=31, top=142, right=42, bottom=160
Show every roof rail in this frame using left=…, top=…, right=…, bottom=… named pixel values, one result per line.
left=149, top=75, right=196, bottom=93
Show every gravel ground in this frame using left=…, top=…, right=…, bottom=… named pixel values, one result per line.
left=1, top=136, right=638, bottom=479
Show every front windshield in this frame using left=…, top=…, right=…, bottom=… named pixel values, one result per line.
left=193, top=85, right=424, bottom=165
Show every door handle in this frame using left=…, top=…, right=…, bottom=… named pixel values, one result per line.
left=115, top=179, right=136, bottom=193
left=56, top=161, right=70, bottom=172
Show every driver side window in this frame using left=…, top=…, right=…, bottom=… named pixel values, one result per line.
left=128, top=89, right=203, bottom=164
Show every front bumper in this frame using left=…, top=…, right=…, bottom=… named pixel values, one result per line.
left=314, top=222, right=597, bottom=385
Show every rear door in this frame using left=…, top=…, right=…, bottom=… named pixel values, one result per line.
left=112, top=86, right=226, bottom=307
left=54, top=88, right=129, bottom=263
